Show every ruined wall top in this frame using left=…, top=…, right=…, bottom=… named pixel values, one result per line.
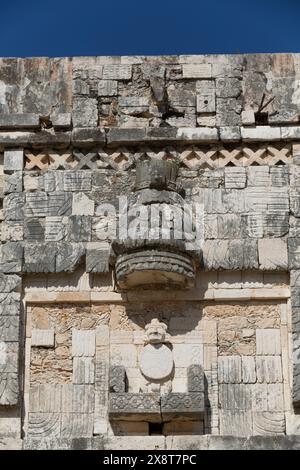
left=0, top=53, right=300, bottom=147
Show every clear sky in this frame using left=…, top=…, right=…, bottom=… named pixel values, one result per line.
left=0, top=0, right=299, bottom=57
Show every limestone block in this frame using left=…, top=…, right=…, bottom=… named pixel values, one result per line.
left=288, top=238, right=300, bottom=269
left=219, top=126, right=241, bottom=142
left=252, top=383, right=268, bottom=411
left=218, top=356, right=242, bottom=384
left=0, top=414, right=21, bottom=438
left=64, top=171, right=92, bottom=192
left=224, top=167, right=246, bottom=189
left=104, top=436, right=165, bottom=450
left=72, top=79, right=89, bottom=95
left=0, top=274, right=21, bottom=293
left=0, top=243, right=23, bottom=273
left=219, top=410, right=253, bottom=437
left=24, top=218, right=45, bottom=242
left=0, top=316, right=19, bottom=341
left=202, top=239, right=258, bottom=270
left=182, top=64, right=212, bottom=78
left=241, top=110, right=255, bottom=125
left=187, top=365, right=204, bottom=392
left=256, top=356, right=283, bottom=383
left=98, top=80, right=118, bottom=96
left=267, top=383, right=284, bottom=411
left=216, top=97, right=242, bottom=126
left=252, top=412, right=285, bottom=435
left=61, top=413, right=94, bottom=438
left=86, top=248, right=110, bottom=273
left=72, top=330, right=95, bottom=357
left=217, top=214, right=242, bottom=239
left=48, top=192, right=72, bottom=217
left=196, top=93, right=215, bottom=113
left=270, top=166, right=289, bottom=187
left=102, top=65, right=132, bottom=80
left=109, top=365, right=126, bottom=393
left=247, top=166, right=270, bottom=187
left=241, top=126, right=281, bottom=141
left=161, top=392, right=205, bottom=420
left=0, top=373, right=18, bottom=405
left=67, top=216, right=91, bottom=242
left=0, top=114, right=39, bottom=129
left=4, top=172, right=22, bottom=194
left=3, top=193, right=25, bottom=221
left=176, top=127, right=218, bottom=142
left=72, top=97, right=98, bottom=127
left=242, top=357, right=256, bottom=384
left=24, top=243, right=55, bottom=273
left=31, top=329, right=55, bottom=348
left=72, top=193, right=95, bottom=216
left=29, top=385, right=62, bottom=412
left=256, top=329, right=281, bottom=355
left=55, top=242, right=85, bottom=272
left=173, top=344, right=203, bottom=367
left=61, top=385, right=94, bottom=413
left=1, top=222, right=24, bottom=242
left=45, top=217, right=68, bottom=242
left=4, top=150, right=24, bottom=171
left=28, top=413, right=61, bottom=437
left=73, top=357, right=95, bottom=384
left=25, top=192, right=48, bottom=217
left=219, top=384, right=252, bottom=410
left=258, top=239, right=288, bottom=270
left=0, top=292, right=20, bottom=315
left=50, top=113, right=72, bottom=129
left=109, top=393, right=161, bottom=422
left=110, top=344, right=137, bottom=368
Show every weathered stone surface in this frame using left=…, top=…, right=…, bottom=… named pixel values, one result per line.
left=258, top=239, right=288, bottom=270
left=55, top=242, right=85, bottom=272
left=109, top=365, right=127, bottom=393
left=256, top=356, right=283, bottom=383
left=187, top=364, right=204, bottom=392
left=0, top=114, right=40, bottom=129
left=109, top=393, right=161, bottom=422
left=31, top=329, right=55, bottom=348
left=218, top=356, right=242, bottom=384
left=86, top=247, right=110, bottom=273
left=0, top=373, right=18, bottom=405
left=256, top=329, right=281, bottom=355
left=161, top=392, right=204, bottom=419
left=24, top=243, right=55, bottom=273
left=3, top=193, right=25, bottom=221
left=0, top=243, right=23, bottom=273
left=73, top=358, right=95, bottom=384
left=4, top=150, right=24, bottom=171
left=72, top=330, right=95, bottom=357
left=202, top=240, right=258, bottom=270
left=0, top=274, right=21, bottom=293
left=139, top=343, right=173, bottom=380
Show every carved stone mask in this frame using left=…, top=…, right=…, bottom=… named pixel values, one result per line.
left=144, top=318, right=168, bottom=344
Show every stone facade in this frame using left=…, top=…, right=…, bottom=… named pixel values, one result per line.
left=1, top=53, right=300, bottom=449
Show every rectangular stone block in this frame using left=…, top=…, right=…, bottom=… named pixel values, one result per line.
left=29, top=385, right=62, bottom=412
left=31, top=329, right=55, bottom=348
left=3, top=193, right=25, bottom=221
left=64, top=172, right=92, bottom=191
left=242, top=356, right=256, bottom=384
left=0, top=114, right=39, bottom=130
left=24, top=218, right=45, bottom=241
left=67, top=216, right=91, bottom=242
left=0, top=344, right=18, bottom=373
left=256, top=329, right=281, bottom=355
left=252, top=411, right=285, bottom=435
left=72, top=330, right=95, bottom=357
left=0, top=243, right=23, bottom=273
left=247, top=166, right=270, bottom=186
left=4, top=172, right=22, bottom=193
left=45, top=217, right=67, bottom=241
left=86, top=248, right=110, bottom=273
left=218, top=356, right=242, bottom=384
left=109, top=393, right=161, bottom=422
left=4, top=150, right=24, bottom=171
left=1, top=222, right=24, bottom=242
left=202, top=239, right=258, bottom=270
left=256, top=356, right=283, bottom=383
left=60, top=413, right=94, bottom=438
left=61, top=384, right=94, bottom=413
left=0, top=293, right=20, bottom=316
left=73, top=357, right=95, bottom=384
left=187, top=365, right=204, bottom=392
left=109, top=365, right=127, bottom=393
left=252, top=383, right=268, bottom=411
left=219, top=384, right=252, bottom=410
left=0, top=372, right=18, bottom=405
left=219, top=410, right=253, bottom=438
left=102, top=65, right=132, bottom=80
left=25, top=192, right=48, bottom=217
left=258, top=239, right=288, bottom=270
left=161, top=392, right=205, bottom=420
left=98, top=80, right=118, bottom=96
left=182, top=64, right=212, bottom=78
left=24, top=243, right=55, bottom=273
left=55, top=242, right=85, bottom=272
left=224, top=167, right=246, bottom=189
left=196, top=93, right=215, bottom=113
left=0, top=316, right=19, bottom=341
left=27, top=413, right=61, bottom=438
left=48, top=192, right=72, bottom=216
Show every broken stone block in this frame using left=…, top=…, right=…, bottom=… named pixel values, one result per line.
left=0, top=274, right=21, bottom=293
left=25, top=192, right=48, bottom=217
left=102, top=65, right=132, bottom=80
left=0, top=372, right=18, bottom=405
left=1, top=222, right=24, bottom=242
left=0, top=292, right=20, bottom=316
left=48, top=192, right=72, bottom=216
left=72, top=193, right=95, bottom=216
left=67, top=216, right=91, bottom=242
left=31, top=329, right=55, bottom=348
left=86, top=248, right=110, bottom=273
left=3, top=193, right=25, bottom=221
left=64, top=172, right=92, bottom=192
left=72, top=97, right=98, bottom=128
left=98, top=80, right=118, bottom=96
left=24, top=218, right=45, bottom=241
left=45, top=217, right=68, bottom=242
left=0, top=316, right=19, bottom=341
left=4, top=172, right=22, bottom=193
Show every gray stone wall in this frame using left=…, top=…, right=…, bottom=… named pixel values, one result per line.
left=1, top=53, right=300, bottom=449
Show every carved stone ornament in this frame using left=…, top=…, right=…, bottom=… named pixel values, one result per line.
left=112, top=160, right=198, bottom=289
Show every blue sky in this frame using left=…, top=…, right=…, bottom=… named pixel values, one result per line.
left=0, top=0, right=299, bottom=57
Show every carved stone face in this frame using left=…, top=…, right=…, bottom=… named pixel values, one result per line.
left=145, top=318, right=168, bottom=344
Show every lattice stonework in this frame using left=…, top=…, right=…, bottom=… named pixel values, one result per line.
left=24, top=144, right=292, bottom=171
